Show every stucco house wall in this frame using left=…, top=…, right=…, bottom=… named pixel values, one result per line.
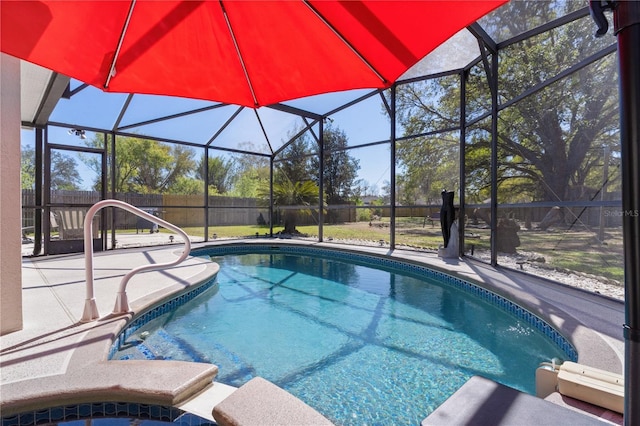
left=1, top=53, right=23, bottom=334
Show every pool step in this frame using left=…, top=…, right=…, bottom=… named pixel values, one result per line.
left=116, top=328, right=209, bottom=362
left=115, top=329, right=256, bottom=387
left=177, top=382, right=238, bottom=422
left=156, top=329, right=210, bottom=362
left=212, top=377, right=333, bottom=426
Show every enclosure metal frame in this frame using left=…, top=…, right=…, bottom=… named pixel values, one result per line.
left=21, top=3, right=636, bottom=422
left=27, top=6, right=619, bottom=262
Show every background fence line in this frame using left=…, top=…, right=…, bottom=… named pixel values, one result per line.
left=21, top=189, right=623, bottom=230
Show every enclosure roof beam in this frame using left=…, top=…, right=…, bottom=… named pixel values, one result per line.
left=111, top=129, right=209, bottom=149
left=206, top=106, right=244, bottom=147
left=273, top=117, right=321, bottom=157
left=208, top=145, right=271, bottom=158
left=468, top=23, right=497, bottom=54
left=464, top=43, right=617, bottom=128
left=379, top=88, right=392, bottom=116
left=117, top=103, right=228, bottom=132
left=112, top=94, right=134, bottom=131
left=323, top=88, right=381, bottom=118
left=499, top=44, right=617, bottom=110
left=267, top=103, right=322, bottom=120
left=397, top=68, right=464, bottom=87
left=498, top=7, right=590, bottom=49
left=254, top=109, right=274, bottom=154
left=68, top=83, right=89, bottom=97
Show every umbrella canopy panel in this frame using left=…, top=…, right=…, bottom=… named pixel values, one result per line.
left=2, top=0, right=507, bottom=107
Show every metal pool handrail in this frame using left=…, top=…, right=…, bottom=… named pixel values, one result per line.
left=81, top=199, right=191, bottom=322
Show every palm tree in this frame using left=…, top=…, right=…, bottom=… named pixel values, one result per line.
left=262, top=177, right=321, bottom=234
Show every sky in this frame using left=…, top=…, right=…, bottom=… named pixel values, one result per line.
left=20, top=27, right=481, bottom=195
left=21, top=87, right=394, bottom=194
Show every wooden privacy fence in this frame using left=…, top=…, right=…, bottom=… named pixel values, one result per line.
left=162, top=194, right=269, bottom=227
left=22, top=190, right=269, bottom=229
left=21, top=190, right=623, bottom=230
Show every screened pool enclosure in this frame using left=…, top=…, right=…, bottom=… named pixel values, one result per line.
left=20, top=2, right=622, bottom=288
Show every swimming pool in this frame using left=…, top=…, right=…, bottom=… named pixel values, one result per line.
left=111, top=245, right=575, bottom=425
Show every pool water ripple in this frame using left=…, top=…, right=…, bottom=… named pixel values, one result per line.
left=112, top=251, right=571, bottom=425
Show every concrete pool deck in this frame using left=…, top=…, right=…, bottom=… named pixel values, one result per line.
left=1, top=239, right=626, bottom=423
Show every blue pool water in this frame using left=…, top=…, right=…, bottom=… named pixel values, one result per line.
left=112, top=248, right=572, bottom=425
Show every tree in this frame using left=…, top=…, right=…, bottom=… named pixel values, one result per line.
left=261, top=177, right=320, bottom=234
left=83, top=136, right=197, bottom=193
left=227, top=142, right=270, bottom=198
left=21, top=146, right=82, bottom=190
left=230, top=167, right=269, bottom=198
left=131, top=142, right=195, bottom=193
left=21, top=145, right=36, bottom=190
left=166, top=176, right=204, bottom=195
left=50, top=152, right=83, bottom=190
left=275, top=131, right=315, bottom=184
left=395, top=2, right=619, bottom=204
left=196, top=155, right=236, bottom=194
left=396, top=133, right=459, bottom=205
left=310, top=126, right=360, bottom=205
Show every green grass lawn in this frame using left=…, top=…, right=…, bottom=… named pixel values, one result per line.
left=27, top=213, right=622, bottom=284
left=518, top=228, right=624, bottom=283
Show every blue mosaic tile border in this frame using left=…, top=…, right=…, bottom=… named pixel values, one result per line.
left=0, top=402, right=213, bottom=426
left=195, top=244, right=579, bottom=362
left=108, top=277, right=217, bottom=359
left=108, top=244, right=577, bottom=363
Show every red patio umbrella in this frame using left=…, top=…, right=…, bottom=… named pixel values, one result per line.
left=1, top=0, right=506, bottom=108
